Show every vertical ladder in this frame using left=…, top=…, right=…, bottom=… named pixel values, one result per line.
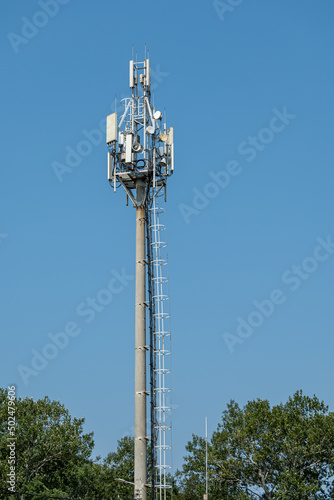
left=147, top=188, right=172, bottom=500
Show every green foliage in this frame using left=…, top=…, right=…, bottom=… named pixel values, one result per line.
left=177, top=391, right=334, bottom=499
left=0, top=388, right=125, bottom=499
left=213, top=391, right=334, bottom=498
left=2, top=387, right=333, bottom=499
left=174, top=434, right=207, bottom=499
left=0, top=385, right=141, bottom=499
left=104, top=435, right=135, bottom=498
left=0, top=387, right=98, bottom=497
left=0, top=385, right=150, bottom=499
left=175, top=434, right=247, bottom=499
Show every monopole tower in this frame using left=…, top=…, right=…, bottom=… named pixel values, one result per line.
left=106, top=54, right=174, bottom=500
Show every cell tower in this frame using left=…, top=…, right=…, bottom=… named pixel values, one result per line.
left=106, top=54, right=174, bottom=500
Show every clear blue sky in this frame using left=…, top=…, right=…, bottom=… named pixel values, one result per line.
left=1, top=0, right=334, bottom=471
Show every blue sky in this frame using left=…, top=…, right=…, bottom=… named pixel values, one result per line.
left=1, top=0, right=334, bottom=471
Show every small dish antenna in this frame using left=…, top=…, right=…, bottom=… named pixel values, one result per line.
left=146, top=125, right=155, bottom=135
left=159, top=133, right=168, bottom=142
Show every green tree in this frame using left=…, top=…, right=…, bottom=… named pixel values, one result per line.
left=0, top=386, right=174, bottom=499
left=104, top=435, right=135, bottom=499
left=212, top=391, right=334, bottom=498
left=0, top=387, right=110, bottom=499
left=103, top=436, right=177, bottom=499
left=175, top=434, right=246, bottom=499
left=177, top=391, right=334, bottom=499
left=176, top=434, right=206, bottom=498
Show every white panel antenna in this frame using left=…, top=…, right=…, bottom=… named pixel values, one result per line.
left=106, top=113, right=117, bottom=143
left=145, top=58, right=151, bottom=87
left=125, top=134, right=133, bottom=163
left=129, top=60, right=134, bottom=88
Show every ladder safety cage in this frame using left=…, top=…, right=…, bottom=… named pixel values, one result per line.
left=147, top=188, right=172, bottom=500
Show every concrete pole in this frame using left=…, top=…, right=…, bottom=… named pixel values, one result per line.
left=134, top=180, right=147, bottom=500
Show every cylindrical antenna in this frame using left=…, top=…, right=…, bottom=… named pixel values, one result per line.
left=130, top=60, right=135, bottom=88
